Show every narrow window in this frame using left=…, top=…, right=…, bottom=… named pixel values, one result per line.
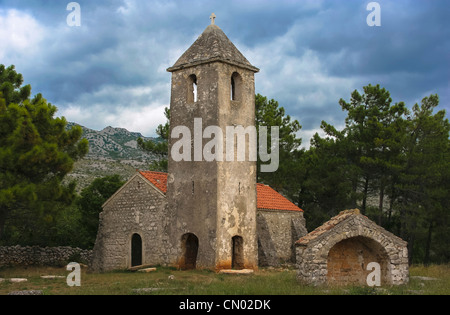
left=192, top=181, right=195, bottom=195
left=188, top=74, right=198, bottom=103
left=231, top=72, right=242, bottom=102
left=193, top=81, right=198, bottom=102
left=231, top=76, right=236, bottom=101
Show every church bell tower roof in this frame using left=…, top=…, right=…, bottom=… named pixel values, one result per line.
left=167, top=16, right=259, bottom=73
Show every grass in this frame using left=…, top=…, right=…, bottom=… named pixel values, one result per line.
left=1, top=264, right=449, bottom=295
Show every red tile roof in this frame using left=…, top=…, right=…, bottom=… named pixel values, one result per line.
left=139, top=171, right=168, bottom=194
left=139, top=171, right=303, bottom=212
left=256, top=183, right=303, bottom=212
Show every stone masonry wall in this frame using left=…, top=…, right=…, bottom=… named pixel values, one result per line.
left=257, top=210, right=307, bottom=266
left=296, top=210, right=409, bottom=286
left=0, top=246, right=92, bottom=267
left=90, top=173, right=171, bottom=272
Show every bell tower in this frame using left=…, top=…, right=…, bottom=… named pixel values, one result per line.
left=166, top=15, right=260, bottom=270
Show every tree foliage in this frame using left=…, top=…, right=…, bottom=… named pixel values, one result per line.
left=77, top=175, right=125, bottom=248
left=0, top=64, right=89, bottom=244
left=396, top=95, right=450, bottom=264
left=297, top=85, right=449, bottom=264
left=255, top=94, right=303, bottom=191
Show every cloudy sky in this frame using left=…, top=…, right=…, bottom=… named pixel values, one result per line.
left=1, top=0, right=448, bottom=147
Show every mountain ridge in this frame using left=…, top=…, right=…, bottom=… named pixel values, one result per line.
left=66, top=122, right=160, bottom=190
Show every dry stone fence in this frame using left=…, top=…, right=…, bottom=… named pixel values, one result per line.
left=0, top=246, right=92, bottom=267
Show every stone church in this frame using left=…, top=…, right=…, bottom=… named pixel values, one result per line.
left=90, top=17, right=307, bottom=272
left=90, top=16, right=409, bottom=286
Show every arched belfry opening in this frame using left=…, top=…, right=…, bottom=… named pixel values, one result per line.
left=180, top=233, right=199, bottom=270
left=188, top=74, right=198, bottom=103
left=131, top=233, right=142, bottom=267
left=231, top=72, right=242, bottom=102
left=232, top=235, right=244, bottom=269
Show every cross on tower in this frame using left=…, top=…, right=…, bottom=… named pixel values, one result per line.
left=210, top=13, right=216, bottom=25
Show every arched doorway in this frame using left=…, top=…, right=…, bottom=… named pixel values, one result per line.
left=327, top=236, right=390, bottom=286
left=180, top=233, right=199, bottom=270
left=131, top=233, right=142, bottom=267
left=232, top=235, right=244, bottom=270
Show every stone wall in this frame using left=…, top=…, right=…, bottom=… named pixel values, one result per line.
left=90, top=173, right=173, bottom=272
left=326, top=236, right=390, bottom=285
left=0, top=245, right=92, bottom=267
left=167, top=60, right=259, bottom=270
left=296, top=209, right=409, bottom=286
left=257, top=209, right=307, bottom=266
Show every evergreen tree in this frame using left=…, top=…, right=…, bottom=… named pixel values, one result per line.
left=397, top=95, right=450, bottom=264
left=297, top=122, right=356, bottom=231
left=255, top=94, right=302, bottom=191
left=0, top=65, right=88, bottom=243
left=338, top=84, right=408, bottom=219
left=78, top=175, right=125, bottom=247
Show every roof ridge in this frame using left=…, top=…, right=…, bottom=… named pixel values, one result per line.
left=139, top=170, right=168, bottom=174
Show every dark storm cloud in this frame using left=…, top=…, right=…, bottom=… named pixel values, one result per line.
left=0, top=0, right=448, bottom=143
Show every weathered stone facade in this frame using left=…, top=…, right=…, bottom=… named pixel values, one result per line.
left=90, top=19, right=409, bottom=287
left=166, top=23, right=260, bottom=270
left=257, top=209, right=307, bottom=266
left=90, top=173, right=174, bottom=272
left=90, top=22, right=309, bottom=272
left=296, top=209, right=409, bottom=286
left=90, top=172, right=306, bottom=272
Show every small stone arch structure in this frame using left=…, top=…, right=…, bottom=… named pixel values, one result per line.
left=296, top=209, right=409, bottom=286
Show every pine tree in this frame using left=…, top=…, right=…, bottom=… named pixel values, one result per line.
left=0, top=65, right=89, bottom=243
left=338, top=84, right=408, bottom=221
left=255, top=94, right=302, bottom=190
left=397, top=95, right=450, bottom=264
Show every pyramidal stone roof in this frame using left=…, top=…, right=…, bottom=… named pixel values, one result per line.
left=167, top=24, right=259, bottom=73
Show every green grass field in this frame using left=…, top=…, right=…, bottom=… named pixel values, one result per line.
left=1, top=265, right=449, bottom=295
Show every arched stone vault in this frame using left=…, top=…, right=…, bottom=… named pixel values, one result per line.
left=295, top=209, right=409, bottom=286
